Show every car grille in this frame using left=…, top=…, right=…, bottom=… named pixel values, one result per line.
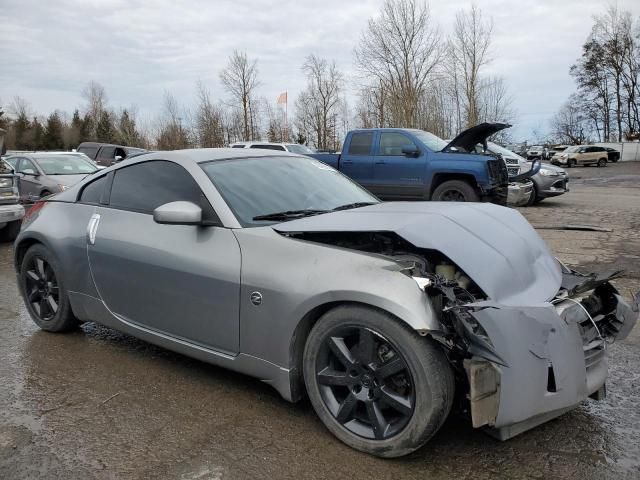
left=507, top=166, right=520, bottom=177
left=487, top=159, right=509, bottom=185
left=504, top=157, right=519, bottom=165
left=580, top=319, right=606, bottom=372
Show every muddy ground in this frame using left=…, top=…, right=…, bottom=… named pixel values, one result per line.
left=1, top=162, right=639, bottom=479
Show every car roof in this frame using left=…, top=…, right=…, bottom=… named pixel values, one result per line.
left=135, top=147, right=304, bottom=164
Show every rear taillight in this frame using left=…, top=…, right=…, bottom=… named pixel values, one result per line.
left=22, top=200, right=47, bottom=224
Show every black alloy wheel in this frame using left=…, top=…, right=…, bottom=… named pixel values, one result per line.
left=24, top=255, right=59, bottom=321
left=597, top=158, right=607, bottom=167
left=19, top=244, right=78, bottom=332
left=315, top=326, right=415, bottom=440
left=439, top=189, right=466, bottom=202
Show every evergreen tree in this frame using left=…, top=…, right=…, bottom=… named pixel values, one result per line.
left=30, top=117, right=45, bottom=150
left=95, top=110, right=116, bottom=142
left=43, top=111, right=65, bottom=150
left=14, top=112, right=31, bottom=150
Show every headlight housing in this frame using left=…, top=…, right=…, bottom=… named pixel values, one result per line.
left=0, top=177, right=13, bottom=188
left=57, top=184, right=69, bottom=191
left=539, top=168, right=559, bottom=177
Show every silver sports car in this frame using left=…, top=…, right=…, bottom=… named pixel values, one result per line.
left=14, top=149, right=639, bottom=457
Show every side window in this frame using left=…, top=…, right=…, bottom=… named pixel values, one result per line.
left=98, top=146, right=116, bottom=160
left=78, top=146, right=98, bottom=159
left=18, top=158, right=37, bottom=174
left=250, top=144, right=286, bottom=151
left=231, top=145, right=246, bottom=149
left=109, top=161, right=202, bottom=213
left=79, top=175, right=108, bottom=204
left=4, top=157, right=19, bottom=170
left=379, top=132, right=417, bottom=156
left=347, top=133, right=374, bottom=155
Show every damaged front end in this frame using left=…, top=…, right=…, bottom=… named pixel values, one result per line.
left=416, top=263, right=639, bottom=440
left=276, top=203, right=639, bottom=441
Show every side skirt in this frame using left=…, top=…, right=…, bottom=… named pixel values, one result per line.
left=68, top=291, right=295, bottom=402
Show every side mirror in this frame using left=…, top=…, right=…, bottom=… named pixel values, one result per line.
left=114, top=155, right=124, bottom=162
left=153, top=201, right=202, bottom=225
left=401, top=145, right=420, bottom=157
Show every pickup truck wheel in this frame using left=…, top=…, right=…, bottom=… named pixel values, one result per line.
left=597, top=158, right=607, bottom=167
left=303, top=305, right=454, bottom=458
left=0, top=219, right=21, bottom=242
left=432, top=180, right=479, bottom=202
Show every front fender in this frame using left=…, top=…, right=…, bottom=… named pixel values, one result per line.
left=233, top=228, right=441, bottom=369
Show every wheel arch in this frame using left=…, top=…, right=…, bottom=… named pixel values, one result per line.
left=287, top=299, right=438, bottom=402
left=429, top=173, right=478, bottom=199
left=14, top=234, right=50, bottom=271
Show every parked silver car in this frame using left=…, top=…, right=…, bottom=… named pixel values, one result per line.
left=4, top=152, right=98, bottom=201
left=14, top=149, right=638, bottom=457
left=485, top=143, right=569, bottom=205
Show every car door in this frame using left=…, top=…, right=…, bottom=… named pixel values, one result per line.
left=86, top=160, right=242, bottom=354
left=339, top=132, right=376, bottom=192
left=15, top=157, right=42, bottom=201
left=373, top=132, right=426, bottom=199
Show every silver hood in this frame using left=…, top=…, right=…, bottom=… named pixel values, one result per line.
left=276, top=202, right=562, bottom=306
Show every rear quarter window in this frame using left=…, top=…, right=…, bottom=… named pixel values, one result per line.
left=79, top=175, right=108, bottom=204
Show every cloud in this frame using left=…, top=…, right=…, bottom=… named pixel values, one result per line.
left=1, top=0, right=639, bottom=140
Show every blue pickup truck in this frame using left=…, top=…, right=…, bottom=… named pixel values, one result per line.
left=309, top=123, right=511, bottom=204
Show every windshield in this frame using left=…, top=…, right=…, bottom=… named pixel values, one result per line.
left=36, top=155, right=98, bottom=175
left=286, top=144, right=315, bottom=154
left=487, top=142, right=526, bottom=161
left=410, top=130, right=448, bottom=152
left=201, top=156, right=378, bottom=226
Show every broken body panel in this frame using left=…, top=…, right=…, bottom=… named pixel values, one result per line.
left=277, top=202, right=639, bottom=440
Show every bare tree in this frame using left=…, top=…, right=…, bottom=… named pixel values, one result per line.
left=295, top=55, right=344, bottom=149
left=477, top=76, right=516, bottom=140
left=449, top=5, right=493, bottom=127
left=81, top=81, right=108, bottom=139
left=155, top=91, right=190, bottom=150
left=354, top=0, right=443, bottom=127
left=194, top=81, right=225, bottom=147
left=219, top=51, right=260, bottom=141
left=550, top=95, right=591, bottom=145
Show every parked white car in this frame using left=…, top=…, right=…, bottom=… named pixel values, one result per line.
left=230, top=142, right=316, bottom=155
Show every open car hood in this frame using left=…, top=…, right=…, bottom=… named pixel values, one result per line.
left=442, top=122, right=511, bottom=153
left=275, top=202, right=561, bottom=306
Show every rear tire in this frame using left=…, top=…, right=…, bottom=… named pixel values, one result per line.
left=18, top=244, right=78, bottom=332
left=0, top=220, right=21, bottom=242
left=303, top=305, right=454, bottom=458
left=597, top=158, right=607, bottom=167
left=431, top=180, right=480, bottom=202
left=567, top=159, right=576, bottom=168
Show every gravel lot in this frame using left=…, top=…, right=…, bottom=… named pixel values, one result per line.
left=1, top=162, right=639, bottom=479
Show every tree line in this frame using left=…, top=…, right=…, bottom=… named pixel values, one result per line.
left=2, top=0, right=532, bottom=153
left=551, top=5, right=640, bottom=144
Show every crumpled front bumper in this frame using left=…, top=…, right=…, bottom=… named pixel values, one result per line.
left=507, top=181, right=534, bottom=206
left=456, top=273, right=639, bottom=440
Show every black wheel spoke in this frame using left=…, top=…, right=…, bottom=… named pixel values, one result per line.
left=356, top=328, right=377, bottom=365
left=317, top=367, right=353, bottom=386
left=335, top=392, right=358, bottom=424
left=36, top=258, right=46, bottom=280
left=46, top=295, right=58, bottom=313
left=375, top=357, right=405, bottom=379
left=366, top=400, right=388, bottom=440
left=27, top=287, right=41, bottom=303
left=328, top=337, right=356, bottom=368
left=26, top=270, right=39, bottom=282
left=379, top=386, right=413, bottom=416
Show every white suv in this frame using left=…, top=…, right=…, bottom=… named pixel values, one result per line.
left=230, top=142, right=316, bottom=155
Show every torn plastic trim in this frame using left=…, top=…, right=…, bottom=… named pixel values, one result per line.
left=464, top=358, right=501, bottom=428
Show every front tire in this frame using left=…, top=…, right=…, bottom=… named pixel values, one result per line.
left=431, top=180, right=480, bottom=202
left=597, top=158, right=607, bottom=167
left=303, top=305, right=454, bottom=458
left=19, top=244, right=78, bottom=332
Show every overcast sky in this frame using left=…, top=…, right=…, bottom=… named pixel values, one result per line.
left=1, top=0, right=639, bottom=141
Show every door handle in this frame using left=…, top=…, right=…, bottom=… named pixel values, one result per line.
left=342, top=160, right=353, bottom=165
left=87, top=213, right=101, bottom=245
